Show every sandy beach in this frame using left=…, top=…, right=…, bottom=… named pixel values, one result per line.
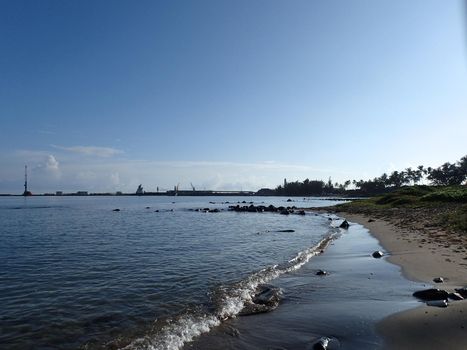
left=342, top=213, right=467, bottom=350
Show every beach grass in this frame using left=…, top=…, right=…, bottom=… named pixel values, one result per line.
left=334, top=185, right=467, bottom=234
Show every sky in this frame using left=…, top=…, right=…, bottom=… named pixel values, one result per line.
left=1, top=0, right=466, bottom=193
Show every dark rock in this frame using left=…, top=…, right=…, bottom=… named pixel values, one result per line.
left=328, top=218, right=333, bottom=221
left=426, top=299, right=448, bottom=308
left=252, top=285, right=280, bottom=306
left=368, top=218, right=375, bottom=222
left=433, top=277, right=444, bottom=283
left=203, top=208, right=210, bottom=211
left=316, top=270, right=328, bottom=276
left=454, top=287, right=467, bottom=298
left=247, top=205, right=257, bottom=213
left=239, top=285, right=281, bottom=316
left=154, top=210, right=159, bottom=212
left=298, top=210, right=306, bottom=215
left=339, top=220, right=349, bottom=229
left=413, top=288, right=449, bottom=301
left=224, top=325, right=240, bottom=337
left=112, top=209, right=120, bottom=212
left=313, top=337, right=330, bottom=350
left=280, top=209, right=290, bottom=215
left=145, top=206, right=150, bottom=209
left=209, top=209, right=220, bottom=213
left=372, top=251, right=384, bottom=258
left=287, top=198, right=292, bottom=202
left=448, top=292, right=464, bottom=301
left=276, top=229, right=295, bottom=233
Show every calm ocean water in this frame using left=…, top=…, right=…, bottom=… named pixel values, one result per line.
left=0, top=196, right=343, bottom=349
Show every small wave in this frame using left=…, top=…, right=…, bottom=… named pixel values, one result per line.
left=121, top=232, right=338, bottom=350
left=7, top=205, right=60, bottom=210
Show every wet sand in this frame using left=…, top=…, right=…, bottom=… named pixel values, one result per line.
left=342, top=213, right=467, bottom=350
left=189, top=216, right=425, bottom=350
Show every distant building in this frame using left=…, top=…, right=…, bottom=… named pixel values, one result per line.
left=136, top=185, right=144, bottom=195
left=116, top=191, right=123, bottom=195
left=76, top=191, right=88, bottom=196
left=56, top=191, right=63, bottom=196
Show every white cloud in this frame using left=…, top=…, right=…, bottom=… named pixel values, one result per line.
left=52, top=145, right=124, bottom=157
left=0, top=150, right=354, bottom=193
left=46, top=155, right=59, bottom=171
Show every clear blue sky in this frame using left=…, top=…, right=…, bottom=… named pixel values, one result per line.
left=1, top=0, right=466, bottom=193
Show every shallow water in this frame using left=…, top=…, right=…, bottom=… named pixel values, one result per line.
left=190, top=220, right=423, bottom=350
left=0, top=196, right=344, bottom=349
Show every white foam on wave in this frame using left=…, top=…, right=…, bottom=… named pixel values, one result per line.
left=121, top=232, right=338, bottom=350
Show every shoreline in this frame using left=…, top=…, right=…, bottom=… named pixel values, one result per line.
left=190, top=212, right=424, bottom=350
left=341, top=212, right=467, bottom=350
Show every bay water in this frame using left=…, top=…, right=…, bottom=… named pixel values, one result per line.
left=0, top=196, right=344, bottom=349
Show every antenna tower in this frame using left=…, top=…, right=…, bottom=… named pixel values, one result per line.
left=23, top=165, right=31, bottom=196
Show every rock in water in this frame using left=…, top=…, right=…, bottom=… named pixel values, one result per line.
left=413, top=288, right=449, bottom=301
left=433, top=277, right=444, bottom=283
left=316, top=270, right=328, bottom=276
left=112, top=208, right=120, bottom=212
left=339, top=220, right=349, bottom=229
left=239, top=285, right=282, bottom=316
left=313, top=337, right=330, bottom=350
left=372, top=251, right=384, bottom=258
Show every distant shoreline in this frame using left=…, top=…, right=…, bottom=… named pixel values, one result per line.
left=0, top=192, right=357, bottom=199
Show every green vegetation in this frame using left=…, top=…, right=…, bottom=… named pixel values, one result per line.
left=420, top=187, right=467, bottom=202
left=438, top=204, right=467, bottom=233
left=273, top=155, right=466, bottom=197
left=335, top=185, right=467, bottom=233
left=340, top=185, right=466, bottom=208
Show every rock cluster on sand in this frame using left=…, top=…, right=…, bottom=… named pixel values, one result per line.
left=413, top=288, right=449, bottom=301
left=412, top=287, right=467, bottom=307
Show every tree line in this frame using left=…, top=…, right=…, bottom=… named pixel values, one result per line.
left=272, top=155, right=467, bottom=196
